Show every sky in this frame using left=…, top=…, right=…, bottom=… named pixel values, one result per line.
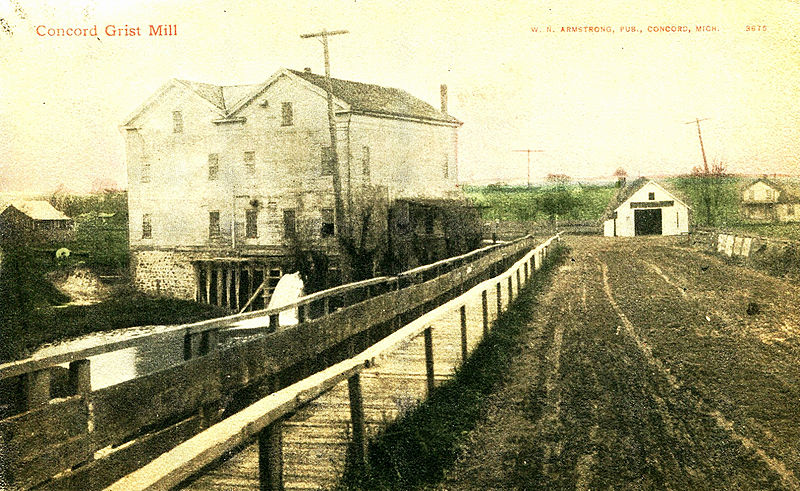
left=0, top=0, right=798, bottom=192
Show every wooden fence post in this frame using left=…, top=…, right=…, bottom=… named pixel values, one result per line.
left=516, top=268, right=521, bottom=291
left=423, top=327, right=435, bottom=395
left=508, top=276, right=513, bottom=302
left=183, top=331, right=201, bottom=360
left=496, top=282, right=502, bottom=315
left=258, top=419, right=284, bottom=491
left=69, top=359, right=91, bottom=395
left=460, top=305, right=468, bottom=362
left=348, top=373, right=368, bottom=467
left=269, top=313, right=280, bottom=331
left=25, top=369, right=51, bottom=409
left=482, top=290, right=489, bottom=334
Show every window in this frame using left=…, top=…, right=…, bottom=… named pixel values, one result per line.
left=766, top=189, right=773, bottom=200
left=141, top=162, right=151, bottom=183
left=283, top=209, right=296, bottom=237
left=173, top=111, right=183, bottom=133
left=648, top=192, right=655, bottom=200
left=244, top=151, right=255, bottom=173
left=281, top=102, right=293, bottom=126
left=442, top=154, right=449, bottom=178
left=208, top=153, right=219, bottom=180
left=246, top=209, right=258, bottom=238
left=142, top=214, right=152, bottom=239
left=321, top=208, right=334, bottom=237
left=749, top=190, right=755, bottom=200
left=321, top=146, right=335, bottom=176
left=788, top=205, right=795, bottom=216
left=209, top=211, right=220, bottom=238
left=362, top=146, right=370, bottom=177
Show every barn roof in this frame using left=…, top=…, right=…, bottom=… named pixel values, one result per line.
left=288, top=69, right=461, bottom=124
left=602, top=178, right=690, bottom=220
left=3, top=200, right=71, bottom=221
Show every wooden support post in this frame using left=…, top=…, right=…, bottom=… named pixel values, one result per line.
left=194, top=264, right=201, bottom=302
left=524, top=262, right=529, bottom=281
left=324, top=297, right=331, bottom=315
left=460, top=305, right=468, bottom=361
left=508, top=276, right=513, bottom=302
left=248, top=265, right=254, bottom=310
left=69, top=359, right=91, bottom=395
left=25, top=369, right=51, bottom=409
left=235, top=266, right=241, bottom=312
left=269, top=313, right=280, bottom=331
left=205, top=263, right=212, bottom=305
left=184, top=331, right=201, bottom=360
left=225, top=267, right=232, bottom=310
left=298, top=303, right=306, bottom=323
left=202, top=329, right=219, bottom=355
left=482, top=290, right=489, bottom=334
left=516, top=268, right=521, bottom=292
left=348, top=373, right=368, bottom=467
left=423, top=327, right=435, bottom=395
left=258, top=419, right=284, bottom=491
left=496, top=282, right=502, bottom=315
left=216, top=266, right=223, bottom=307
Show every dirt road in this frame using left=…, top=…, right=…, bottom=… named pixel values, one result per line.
left=444, top=236, right=800, bottom=490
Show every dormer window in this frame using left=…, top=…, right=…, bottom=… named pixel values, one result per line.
left=172, top=111, right=183, bottom=133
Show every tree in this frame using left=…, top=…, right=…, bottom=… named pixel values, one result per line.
left=536, top=186, right=577, bottom=221
left=691, top=158, right=728, bottom=225
left=613, top=167, right=628, bottom=187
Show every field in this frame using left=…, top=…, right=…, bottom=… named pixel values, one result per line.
left=347, top=236, right=800, bottom=489
left=463, top=184, right=617, bottom=222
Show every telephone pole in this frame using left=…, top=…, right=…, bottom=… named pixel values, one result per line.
left=685, top=118, right=710, bottom=174
left=301, top=29, right=349, bottom=238
left=512, top=149, right=544, bottom=187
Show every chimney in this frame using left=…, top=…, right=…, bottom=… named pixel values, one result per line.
left=304, top=67, right=312, bottom=73
left=440, top=84, right=448, bottom=114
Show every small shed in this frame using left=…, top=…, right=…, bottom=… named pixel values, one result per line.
left=602, top=178, right=690, bottom=237
left=0, top=200, right=74, bottom=242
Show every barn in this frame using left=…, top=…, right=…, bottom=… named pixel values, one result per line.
left=602, top=178, right=690, bottom=237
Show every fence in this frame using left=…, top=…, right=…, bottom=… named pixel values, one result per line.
left=108, top=233, right=561, bottom=490
left=0, top=234, right=544, bottom=490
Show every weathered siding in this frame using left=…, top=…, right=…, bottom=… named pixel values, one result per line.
left=131, top=250, right=196, bottom=299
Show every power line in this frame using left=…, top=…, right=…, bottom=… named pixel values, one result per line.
left=512, top=149, right=544, bottom=187
left=300, top=28, right=349, bottom=238
left=685, top=118, right=710, bottom=174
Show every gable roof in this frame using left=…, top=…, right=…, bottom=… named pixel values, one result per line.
left=3, top=200, right=71, bottom=221
left=287, top=69, right=461, bottom=124
left=124, top=68, right=462, bottom=127
left=744, top=177, right=800, bottom=203
left=603, top=178, right=690, bottom=219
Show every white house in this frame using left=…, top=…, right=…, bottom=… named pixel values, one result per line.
left=740, top=177, right=800, bottom=222
left=603, top=178, right=690, bottom=237
left=121, top=67, right=462, bottom=308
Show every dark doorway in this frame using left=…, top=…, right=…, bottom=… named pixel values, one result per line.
left=634, top=208, right=662, bottom=235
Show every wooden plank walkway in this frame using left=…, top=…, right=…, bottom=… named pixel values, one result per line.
left=181, top=280, right=511, bottom=490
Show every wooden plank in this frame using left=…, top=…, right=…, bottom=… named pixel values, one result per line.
left=0, top=396, right=88, bottom=463
left=91, top=356, right=221, bottom=447
left=44, top=416, right=203, bottom=491
left=9, top=433, right=93, bottom=489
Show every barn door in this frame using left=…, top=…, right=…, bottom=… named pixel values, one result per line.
left=634, top=209, right=662, bottom=235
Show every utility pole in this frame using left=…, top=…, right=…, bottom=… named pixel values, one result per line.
left=512, top=149, right=544, bottom=187
left=301, top=29, right=349, bottom=239
left=685, top=118, right=710, bottom=174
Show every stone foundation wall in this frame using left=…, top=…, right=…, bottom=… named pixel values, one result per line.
left=131, top=250, right=196, bottom=299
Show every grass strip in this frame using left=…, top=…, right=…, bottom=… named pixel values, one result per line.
left=339, top=245, right=568, bottom=490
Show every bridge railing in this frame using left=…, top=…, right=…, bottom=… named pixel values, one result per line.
left=0, top=234, right=543, bottom=490
left=107, top=233, right=562, bottom=490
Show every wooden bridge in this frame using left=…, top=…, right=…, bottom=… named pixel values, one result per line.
left=0, top=234, right=560, bottom=490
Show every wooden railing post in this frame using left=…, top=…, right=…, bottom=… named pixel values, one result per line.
left=516, top=268, right=521, bottom=291
left=25, top=368, right=51, bottom=409
left=496, top=281, right=502, bottom=315
left=69, top=359, right=91, bottom=395
left=258, top=419, right=284, bottom=491
left=423, top=327, right=435, bottom=395
left=184, top=331, right=201, bottom=360
left=298, top=303, right=307, bottom=323
left=348, top=373, right=368, bottom=467
left=460, top=305, right=468, bottom=362
left=269, top=313, right=280, bottom=331
left=507, top=276, right=513, bottom=302
left=482, top=290, right=489, bottom=334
